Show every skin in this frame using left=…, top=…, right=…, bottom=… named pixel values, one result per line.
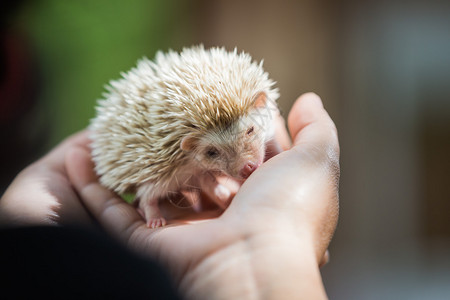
left=0, top=93, right=339, bottom=299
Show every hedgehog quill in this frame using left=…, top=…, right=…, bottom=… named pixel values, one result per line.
left=90, top=46, right=280, bottom=228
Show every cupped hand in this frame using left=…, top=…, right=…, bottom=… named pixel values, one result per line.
left=66, top=93, right=339, bottom=299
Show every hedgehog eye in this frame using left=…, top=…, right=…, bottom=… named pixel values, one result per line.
left=206, top=147, right=219, bottom=158
left=246, top=126, right=254, bottom=135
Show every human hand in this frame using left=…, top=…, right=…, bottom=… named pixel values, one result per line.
left=66, top=92, right=339, bottom=299
left=0, top=131, right=93, bottom=227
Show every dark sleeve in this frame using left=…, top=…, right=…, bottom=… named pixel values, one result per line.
left=0, top=226, right=182, bottom=300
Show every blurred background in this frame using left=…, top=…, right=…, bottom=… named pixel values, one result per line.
left=1, top=0, right=449, bottom=298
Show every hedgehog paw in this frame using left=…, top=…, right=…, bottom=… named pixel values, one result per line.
left=138, top=198, right=166, bottom=228
left=199, top=174, right=232, bottom=209
left=214, top=184, right=231, bottom=204
left=147, top=217, right=167, bottom=229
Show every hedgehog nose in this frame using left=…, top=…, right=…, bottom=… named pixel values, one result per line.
left=240, top=162, right=259, bottom=179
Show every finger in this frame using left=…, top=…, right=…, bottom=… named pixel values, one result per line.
left=265, top=113, right=291, bottom=160
left=319, top=250, right=330, bottom=268
left=41, top=130, right=92, bottom=173
left=288, top=93, right=339, bottom=158
left=274, top=112, right=292, bottom=150
left=286, top=93, right=339, bottom=256
left=65, top=146, right=145, bottom=241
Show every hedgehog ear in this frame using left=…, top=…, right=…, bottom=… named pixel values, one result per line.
left=252, top=92, right=267, bottom=108
left=180, top=135, right=198, bottom=151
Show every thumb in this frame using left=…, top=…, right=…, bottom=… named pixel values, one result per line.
left=288, top=93, right=339, bottom=153
left=287, top=93, right=340, bottom=173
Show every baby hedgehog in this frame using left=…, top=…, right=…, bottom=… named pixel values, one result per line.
left=90, top=46, right=280, bottom=228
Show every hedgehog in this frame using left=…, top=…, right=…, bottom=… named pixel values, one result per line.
left=90, top=45, right=280, bottom=228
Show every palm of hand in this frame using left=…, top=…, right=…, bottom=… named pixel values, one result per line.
left=1, top=93, right=338, bottom=299
left=65, top=93, right=338, bottom=298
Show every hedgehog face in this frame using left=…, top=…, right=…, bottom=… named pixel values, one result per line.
left=181, top=108, right=273, bottom=180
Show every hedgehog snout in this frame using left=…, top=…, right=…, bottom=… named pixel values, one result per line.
left=239, top=161, right=261, bottom=179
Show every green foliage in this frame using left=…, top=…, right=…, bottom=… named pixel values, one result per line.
left=121, top=193, right=136, bottom=204
left=17, top=0, right=192, bottom=148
